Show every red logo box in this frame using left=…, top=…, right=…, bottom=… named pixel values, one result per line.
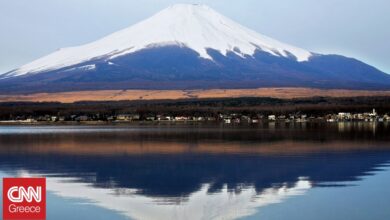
left=3, top=178, right=46, bottom=220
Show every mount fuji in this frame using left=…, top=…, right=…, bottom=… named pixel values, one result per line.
left=1, top=4, right=390, bottom=94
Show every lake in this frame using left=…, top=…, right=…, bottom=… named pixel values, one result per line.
left=0, top=122, right=389, bottom=220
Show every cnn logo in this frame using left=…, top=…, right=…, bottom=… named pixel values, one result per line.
left=7, top=186, right=42, bottom=203
left=3, top=178, right=46, bottom=220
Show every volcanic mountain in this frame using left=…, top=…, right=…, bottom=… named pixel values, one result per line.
left=1, top=4, right=390, bottom=94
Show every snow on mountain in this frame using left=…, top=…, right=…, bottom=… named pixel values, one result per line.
left=5, top=4, right=312, bottom=78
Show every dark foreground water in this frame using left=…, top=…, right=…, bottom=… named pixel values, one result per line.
left=0, top=122, right=389, bottom=220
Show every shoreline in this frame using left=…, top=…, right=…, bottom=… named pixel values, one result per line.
left=0, top=120, right=387, bottom=126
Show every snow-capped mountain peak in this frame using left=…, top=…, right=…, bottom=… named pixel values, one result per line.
left=5, top=4, right=312, bottom=77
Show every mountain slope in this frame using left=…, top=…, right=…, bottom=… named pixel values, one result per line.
left=2, top=4, right=312, bottom=78
left=0, top=4, right=389, bottom=93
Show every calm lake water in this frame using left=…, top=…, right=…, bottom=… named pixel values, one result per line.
left=0, top=122, right=389, bottom=220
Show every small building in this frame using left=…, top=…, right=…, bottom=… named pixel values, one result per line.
left=207, top=117, right=216, bottom=121
left=278, top=115, right=286, bottom=120
left=338, top=112, right=352, bottom=120
left=116, top=114, right=140, bottom=121
left=251, top=119, right=259, bottom=124
left=369, top=109, right=378, bottom=117
left=194, top=117, right=205, bottom=121
left=268, top=115, right=276, bottom=121
left=157, top=115, right=172, bottom=121
left=175, top=116, right=189, bottom=121
left=145, top=116, right=156, bottom=121
left=233, top=118, right=241, bottom=123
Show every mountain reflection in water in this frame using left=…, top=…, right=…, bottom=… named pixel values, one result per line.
left=0, top=122, right=389, bottom=220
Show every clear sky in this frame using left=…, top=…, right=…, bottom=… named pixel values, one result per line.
left=0, top=0, right=389, bottom=74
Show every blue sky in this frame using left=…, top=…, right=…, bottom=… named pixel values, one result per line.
left=0, top=0, right=389, bottom=74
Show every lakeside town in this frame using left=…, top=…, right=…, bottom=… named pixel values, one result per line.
left=1, top=108, right=389, bottom=124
